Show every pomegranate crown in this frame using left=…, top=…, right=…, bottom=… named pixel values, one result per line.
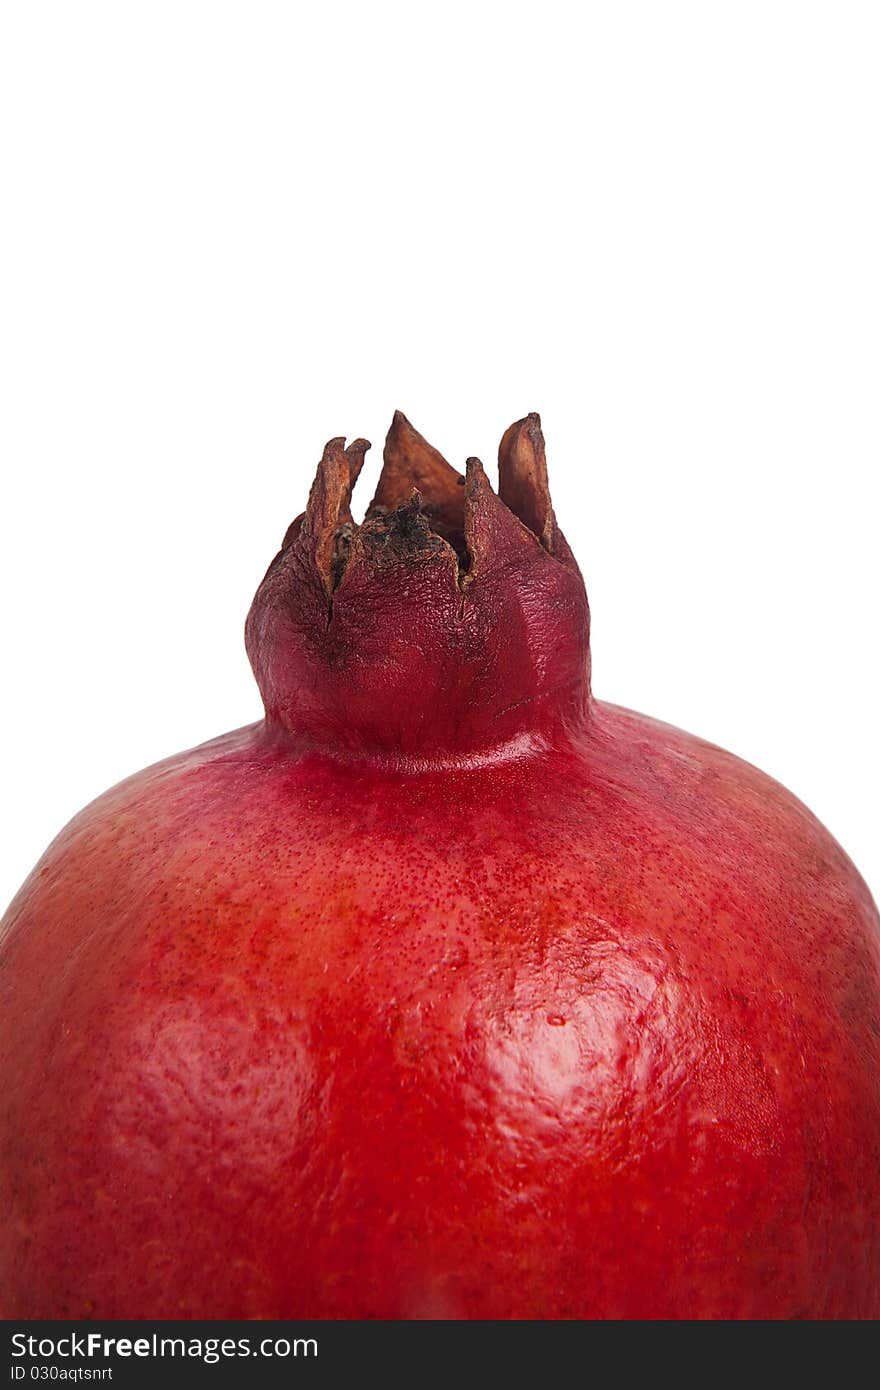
left=246, top=412, right=591, bottom=761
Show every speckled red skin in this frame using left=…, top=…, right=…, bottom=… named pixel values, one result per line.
left=2, top=415, right=879, bottom=1319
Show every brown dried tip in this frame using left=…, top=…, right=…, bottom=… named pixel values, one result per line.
left=340, top=438, right=371, bottom=521
left=464, top=453, right=551, bottom=583
left=462, top=456, right=491, bottom=579
left=302, top=436, right=372, bottom=597
left=498, top=412, right=557, bottom=553
left=288, top=412, right=571, bottom=601
left=371, top=410, right=466, bottom=555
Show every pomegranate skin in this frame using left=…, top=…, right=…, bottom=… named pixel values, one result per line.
left=2, top=415, right=879, bottom=1319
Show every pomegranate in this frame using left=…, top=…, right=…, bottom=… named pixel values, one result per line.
left=1, top=412, right=879, bottom=1321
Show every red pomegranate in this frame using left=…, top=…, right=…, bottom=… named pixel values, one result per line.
left=1, top=412, right=878, bottom=1320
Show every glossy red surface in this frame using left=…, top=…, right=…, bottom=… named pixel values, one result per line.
left=2, top=415, right=879, bottom=1318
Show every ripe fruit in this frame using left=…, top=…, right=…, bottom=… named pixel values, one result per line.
left=1, top=412, right=878, bottom=1320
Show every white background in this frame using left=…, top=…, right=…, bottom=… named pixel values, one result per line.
left=1, top=2, right=877, bottom=910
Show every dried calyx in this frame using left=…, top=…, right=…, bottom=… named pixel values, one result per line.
left=298, top=410, right=572, bottom=599
left=246, top=411, right=591, bottom=759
